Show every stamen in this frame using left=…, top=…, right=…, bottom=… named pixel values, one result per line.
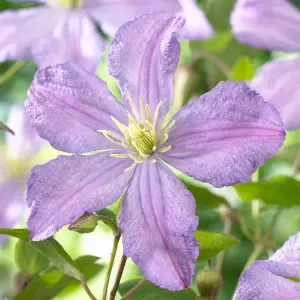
left=159, top=145, right=172, bottom=153
left=127, top=91, right=140, bottom=121
left=124, top=162, right=137, bottom=172
left=139, top=96, right=145, bottom=123
left=146, top=104, right=152, bottom=124
left=153, top=101, right=163, bottom=128
left=163, top=120, right=176, bottom=134
left=98, top=130, right=124, bottom=142
left=159, top=133, right=168, bottom=145
left=110, top=154, right=130, bottom=159
left=110, top=117, right=130, bottom=140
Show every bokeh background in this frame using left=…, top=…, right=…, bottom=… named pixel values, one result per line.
left=0, top=0, right=299, bottom=299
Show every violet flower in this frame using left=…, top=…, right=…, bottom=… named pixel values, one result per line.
left=234, top=232, right=300, bottom=300
left=0, top=0, right=214, bottom=73
left=231, top=0, right=300, bottom=130
left=25, top=12, right=285, bottom=290
left=0, top=105, right=42, bottom=244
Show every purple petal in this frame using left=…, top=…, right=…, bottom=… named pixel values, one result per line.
left=251, top=58, right=300, bottom=130
left=85, top=0, right=213, bottom=40
left=177, top=0, right=214, bottom=39
left=160, top=81, right=285, bottom=188
left=108, top=12, right=184, bottom=118
left=233, top=260, right=300, bottom=300
left=5, top=105, right=43, bottom=160
left=0, top=180, right=25, bottom=244
left=26, top=62, right=127, bottom=154
left=33, top=11, right=105, bottom=73
left=119, top=159, right=198, bottom=291
left=231, top=0, right=300, bottom=52
left=0, top=7, right=60, bottom=62
left=27, top=153, right=133, bottom=241
left=270, top=232, right=300, bottom=266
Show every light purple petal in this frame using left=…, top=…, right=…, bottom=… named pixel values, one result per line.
left=27, top=153, right=133, bottom=241
left=119, top=159, right=198, bottom=291
left=231, top=0, right=300, bottom=52
left=160, top=81, right=285, bottom=188
left=5, top=105, right=43, bottom=160
left=33, top=10, right=105, bottom=73
left=270, top=232, right=300, bottom=266
left=108, top=11, right=184, bottom=118
left=84, top=0, right=180, bottom=36
left=233, top=260, right=300, bottom=300
left=250, top=58, right=300, bottom=130
left=0, top=7, right=61, bottom=62
left=26, top=62, right=128, bottom=154
left=0, top=180, right=25, bottom=244
left=177, top=0, right=214, bottom=39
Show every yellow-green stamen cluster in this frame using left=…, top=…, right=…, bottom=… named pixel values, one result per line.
left=99, top=94, right=175, bottom=169
left=48, top=0, right=83, bottom=8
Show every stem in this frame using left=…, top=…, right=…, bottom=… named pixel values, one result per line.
left=81, top=279, right=98, bottom=300
left=252, top=200, right=261, bottom=240
left=96, top=215, right=119, bottom=235
left=102, top=232, right=121, bottom=300
left=292, top=149, right=300, bottom=177
left=109, top=255, right=127, bottom=300
left=191, top=51, right=232, bottom=79
left=216, top=219, right=233, bottom=273
left=0, top=61, right=25, bottom=86
left=120, top=279, right=147, bottom=300
left=242, top=244, right=264, bottom=273
left=264, top=208, right=282, bottom=240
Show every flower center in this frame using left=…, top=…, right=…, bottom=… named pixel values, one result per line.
left=99, top=94, right=175, bottom=168
left=47, top=0, right=84, bottom=8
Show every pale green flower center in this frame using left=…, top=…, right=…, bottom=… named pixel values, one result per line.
left=99, top=94, right=175, bottom=170
left=47, top=0, right=84, bottom=8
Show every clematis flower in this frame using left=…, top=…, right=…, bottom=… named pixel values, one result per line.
left=0, top=0, right=214, bottom=73
left=25, top=12, right=285, bottom=290
left=233, top=231, right=300, bottom=300
left=0, top=105, right=43, bottom=244
left=231, top=0, right=300, bottom=130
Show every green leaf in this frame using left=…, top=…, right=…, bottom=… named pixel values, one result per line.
left=15, top=240, right=49, bottom=275
left=235, top=176, right=300, bottom=207
left=118, top=280, right=196, bottom=300
left=202, top=30, right=233, bottom=54
left=195, top=231, right=240, bottom=261
left=289, top=0, right=300, bottom=10
left=14, top=256, right=103, bottom=300
left=232, top=56, right=255, bottom=81
left=0, top=120, right=14, bottom=134
left=179, top=173, right=227, bottom=210
left=0, top=229, right=82, bottom=280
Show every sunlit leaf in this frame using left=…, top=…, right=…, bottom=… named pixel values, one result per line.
left=235, top=176, right=300, bottom=207
left=15, top=240, right=49, bottom=275
left=118, top=279, right=196, bottom=299
left=0, top=229, right=82, bottom=280
left=202, top=30, right=233, bottom=54
left=15, top=256, right=103, bottom=300
left=195, top=231, right=240, bottom=261
left=232, top=56, right=255, bottom=81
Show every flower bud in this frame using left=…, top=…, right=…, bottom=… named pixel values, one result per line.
left=196, top=267, right=222, bottom=298
left=68, top=213, right=98, bottom=234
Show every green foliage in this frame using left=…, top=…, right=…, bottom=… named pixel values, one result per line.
left=14, top=256, right=103, bottom=300
left=15, top=240, right=49, bottom=275
left=179, top=173, right=227, bottom=210
left=118, top=280, right=196, bottom=299
left=289, top=0, right=300, bottom=10
left=235, top=176, right=300, bottom=207
left=232, top=56, right=255, bottom=81
left=195, top=231, right=240, bottom=261
left=0, top=229, right=83, bottom=280
left=202, top=30, right=233, bottom=54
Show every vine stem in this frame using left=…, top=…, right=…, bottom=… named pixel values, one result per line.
left=109, top=254, right=127, bottom=300
left=81, top=279, right=98, bottom=300
left=102, top=232, right=121, bottom=300
left=216, top=218, right=233, bottom=273
left=242, top=244, right=264, bottom=272
left=120, top=279, right=147, bottom=300
left=0, top=61, right=25, bottom=86
left=191, top=51, right=232, bottom=79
